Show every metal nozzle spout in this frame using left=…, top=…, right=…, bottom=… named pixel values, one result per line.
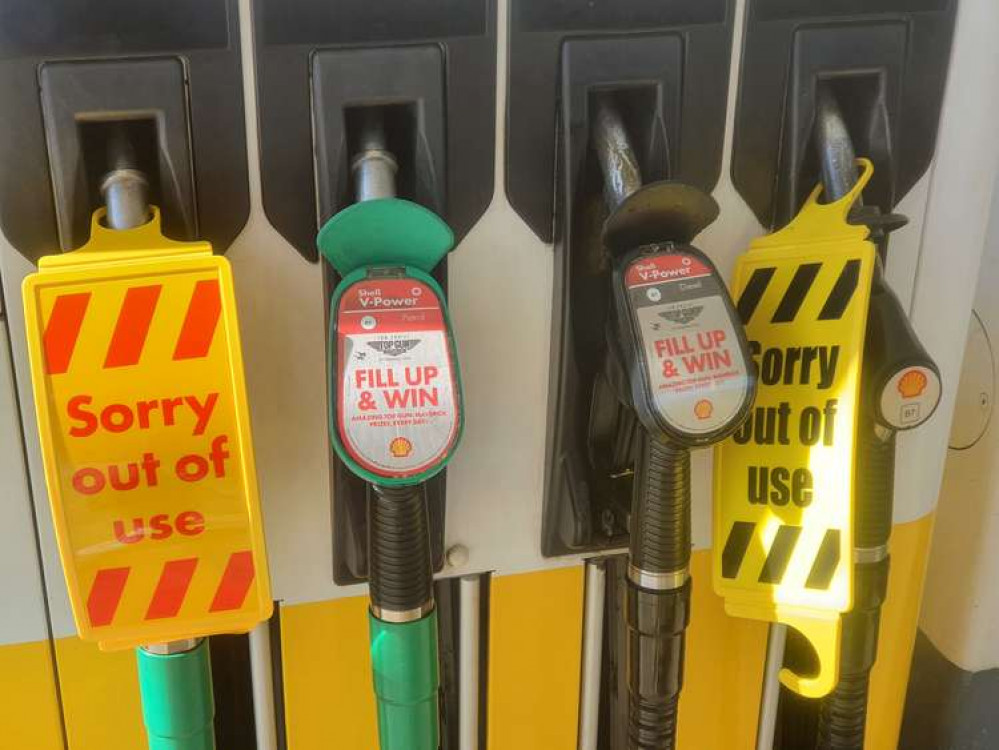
left=351, top=109, right=398, bottom=203
left=815, top=85, right=859, bottom=202
left=100, top=123, right=150, bottom=230
left=592, top=92, right=643, bottom=211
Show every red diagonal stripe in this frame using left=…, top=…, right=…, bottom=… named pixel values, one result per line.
left=42, top=293, right=91, bottom=374
left=104, top=284, right=162, bottom=368
left=173, top=279, right=221, bottom=360
left=145, top=558, right=198, bottom=620
left=209, top=551, right=255, bottom=612
left=87, top=567, right=130, bottom=627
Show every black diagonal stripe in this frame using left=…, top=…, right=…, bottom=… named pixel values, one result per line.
left=805, top=529, right=841, bottom=590
left=722, top=521, right=757, bottom=579
left=771, top=263, right=822, bottom=323
left=818, top=260, right=861, bottom=320
left=737, top=267, right=776, bottom=324
left=758, top=525, right=802, bottom=584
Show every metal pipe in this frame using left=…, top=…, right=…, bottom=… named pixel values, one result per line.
left=101, top=123, right=151, bottom=230
left=459, top=575, right=481, bottom=750
left=578, top=559, right=607, bottom=750
left=592, top=93, right=643, bottom=211
left=249, top=621, right=279, bottom=750
left=352, top=110, right=398, bottom=202
left=755, top=624, right=787, bottom=750
left=815, top=86, right=858, bottom=201
left=101, top=169, right=150, bottom=230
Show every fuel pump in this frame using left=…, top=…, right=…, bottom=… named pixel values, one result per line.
left=810, top=87, right=941, bottom=750
left=593, top=94, right=755, bottom=748
left=319, top=110, right=462, bottom=750
left=20, top=129, right=271, bottom=749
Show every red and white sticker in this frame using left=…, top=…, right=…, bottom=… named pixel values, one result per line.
left=627, top=253, right=751, bottom=436
left=336, top=277, right=460, bottom=479
left=880, top=365, right=941, bottom=430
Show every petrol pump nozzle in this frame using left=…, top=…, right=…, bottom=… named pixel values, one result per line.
left=320, top=108, right=463, bottom=750
left=592, top=92, right=754, bottom=750
left=98, top=142, right=217, bottom=750
left=805, top=83, right=942, bottom=750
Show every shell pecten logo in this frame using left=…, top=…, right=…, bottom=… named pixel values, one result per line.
left=694, top=399, right=714, bottom=420
left=898, top=369, right=928, bottom=399
left=389, top=436, right=413, bottom=458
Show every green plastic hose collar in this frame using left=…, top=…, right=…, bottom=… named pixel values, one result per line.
left=369, top=610, right=440, bottom=750
left=136, top=639, right=216, bottom=750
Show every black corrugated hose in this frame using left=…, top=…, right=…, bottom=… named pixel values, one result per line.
left=369, top=484, right=435, bottom=613
left=815, top=424, right=895, bottom=750
left=627, top=436, right=692, bottom=750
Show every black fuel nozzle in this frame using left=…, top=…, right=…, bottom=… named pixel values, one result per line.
left=810, top=83, right=942, bottom=750
left=816, top=267, right=940, bottom=750
left=592, top=92, right=755, bottom=750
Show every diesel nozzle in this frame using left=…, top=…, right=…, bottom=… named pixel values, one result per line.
left=592, top=92, right=755, bottom=750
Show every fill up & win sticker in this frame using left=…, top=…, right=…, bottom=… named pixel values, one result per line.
left=334, top=275, right=461, bottom=482
left=626, top=252, right=750, bottom=437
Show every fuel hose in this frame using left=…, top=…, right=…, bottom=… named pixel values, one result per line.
left=368, top=484, right=439, bottom=750
left=626, top=437, right=692, bottom=749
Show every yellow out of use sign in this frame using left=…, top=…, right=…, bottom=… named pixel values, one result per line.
left=713, top=161, right=876, bottom=698
left=22, top=209, right=271, bottom=650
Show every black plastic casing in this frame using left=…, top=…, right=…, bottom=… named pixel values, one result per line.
left=507, top=0, right=735, bottom=241
left=732, top=0, right=958, bottom=230
left=252, top=0, right=495, bottom=261
left=610, top=244, right=756, bottom=448
left=534, top=3, right=736, bottom=559
left=0, top=0, right=250, bottom=259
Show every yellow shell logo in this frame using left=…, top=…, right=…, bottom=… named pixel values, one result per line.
left=898, top=369, right=928, bottom=399
left=694, top=399, right=714, bottom=420
left=389, top=437, right=413, bottom=458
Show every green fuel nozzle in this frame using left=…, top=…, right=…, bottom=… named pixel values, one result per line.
left=319, top=108, right=462, bottom=750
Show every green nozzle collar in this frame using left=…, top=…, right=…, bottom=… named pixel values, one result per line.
left=317, top=198, right=454, bottom=276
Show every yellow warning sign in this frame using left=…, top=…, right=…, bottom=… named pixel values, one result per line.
left=713, top=161, right=876, bottom=697
left=22, top=208, right=271, bottom=650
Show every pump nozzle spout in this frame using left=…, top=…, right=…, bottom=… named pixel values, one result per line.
left=100, top=123, right=151, bottom=231
left=352, top=109, right=398, bottom=203
left=593, top=92, right=643, bottom=211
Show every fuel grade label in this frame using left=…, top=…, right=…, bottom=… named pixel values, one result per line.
left=335, top=277, right=460, bottom=479
left=626, top=252, right=750, bottom=436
